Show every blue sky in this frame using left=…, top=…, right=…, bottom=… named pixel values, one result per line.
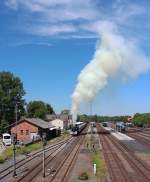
left=0, top=0, right=150, bottom=115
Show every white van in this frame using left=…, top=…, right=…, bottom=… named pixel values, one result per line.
left=2, top=133, right=11, bottom=146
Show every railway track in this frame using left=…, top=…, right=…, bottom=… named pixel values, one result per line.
left=127, top=132, right=150, bottom=147
left=126, top=128, right=150, bottom=135
left=0, top=137, right=72, bottom=181
left=101, top=135, right=134, bottom=182
left=108, top=134, right=150, bottom=182
left=15, top=137, right=75, bottom=181
left=97, top=124, right=133, bottom=182
left=136, top=132, right=150, bottom=138
left=46, top=133, right=85, bottom=182
left=97, top=124, right=150, bottom=182
left=15, top=125, right=88, bottom=182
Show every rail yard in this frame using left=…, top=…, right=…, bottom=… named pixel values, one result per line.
left=0, top=123, right=150, bottom=182
left=1, top=1, right=150, bottom=182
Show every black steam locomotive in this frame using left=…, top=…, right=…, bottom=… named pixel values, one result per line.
left=71, top=122, right=86, bottom=136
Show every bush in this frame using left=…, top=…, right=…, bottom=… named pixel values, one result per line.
left=0, top=156, right=5, bottom=163
left=78, top=171, right=89, bottom=180
left=16, top=147, right=29, bottom=155
left=4, top=147, right=13, bottom=159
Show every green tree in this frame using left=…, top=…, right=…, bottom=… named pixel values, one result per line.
left=0, top=72, right=26, bottom=133
left=27, top=101, right=55, bottom=120
left=78, top=114, right=89, bottom=123
left=46, top=104, right=55, bottom=114
left=61, top=109, right=70, bottom=115
left=27, top=101, right=47, bottom=119
left=133, top=113, right=150, bottom=127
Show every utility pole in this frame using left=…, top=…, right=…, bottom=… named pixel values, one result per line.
left=42, top=132, right=47, bottom=178
left=15, top=103, right=18, bottom=135
left=12, top=101, right=18, bottom=177
left=12, top=133, right=17, bottom=177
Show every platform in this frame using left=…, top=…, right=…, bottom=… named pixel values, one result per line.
left=111, top=132, right=135, bottom=141
left=103, top=127, right=114, bottom=132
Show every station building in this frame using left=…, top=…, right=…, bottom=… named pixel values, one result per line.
left=10, top=118, right=60, bottom=144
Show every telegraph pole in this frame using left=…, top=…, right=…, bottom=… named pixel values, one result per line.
left=42, top=133, right=47, bottom=178
left=15, top=103, right=18, bottom=135
left=13, top=102, right=18, bottom=177
left=12, top=133, right=17, bottom=177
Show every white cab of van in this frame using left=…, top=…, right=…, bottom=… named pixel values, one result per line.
left=2, top=133, right=11, bottom=146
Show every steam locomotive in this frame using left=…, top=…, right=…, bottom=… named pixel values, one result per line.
left=71, top=122, right=87, bottom=136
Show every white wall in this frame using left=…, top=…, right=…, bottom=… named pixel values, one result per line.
left=50, top=119, right=64, bottom=130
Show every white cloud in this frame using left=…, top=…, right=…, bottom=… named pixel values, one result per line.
left=5, top=0, right=150, bottom=40
left=5, top=0, right=99, bottom=36
left=5, top=0, right=18, bottom=9
left=113, top=3, right=145, bottom=24
left=30, top=24, right=77, bottom=36
left=9, top=40, right=52, bottom=47
left=5, top=0, right=98, bottom=20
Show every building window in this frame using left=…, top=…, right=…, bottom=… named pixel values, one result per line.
left=26, top=130, right=29, bottom=135
left=20, top=130, right=23, bottom=135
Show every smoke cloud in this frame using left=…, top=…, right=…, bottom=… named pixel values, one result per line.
left=71, top=21, right=150, bottom=123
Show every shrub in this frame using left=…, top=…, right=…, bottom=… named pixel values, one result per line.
left=4, top=147, right=13, bottom=159
left=16, top=147, right=29, bottom=155
left=78, top=171, right=89, bottom=180
left=0, top=156, right=5, bottom=163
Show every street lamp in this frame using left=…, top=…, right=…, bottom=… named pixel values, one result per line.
left=42, top=132, right=47, bottom=178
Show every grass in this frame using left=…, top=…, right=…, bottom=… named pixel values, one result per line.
left=83, top=132, right=107, bottom=179
left=146, top=152, right=150, bottom=159
left=92, top=151, right=107, bottom=178
left=22, top=143, right=42, bottom=153
left=0, top=147, right=13, bottom=163
left=0, top=143, right=42, bottom=164
left=0, top=133, right=70, bottom=164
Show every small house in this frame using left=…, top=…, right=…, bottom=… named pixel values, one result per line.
left=11, top=118, right=60, bottom=144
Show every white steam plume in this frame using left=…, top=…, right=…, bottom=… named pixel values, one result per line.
left=71, top=21, right=150, bottom=124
